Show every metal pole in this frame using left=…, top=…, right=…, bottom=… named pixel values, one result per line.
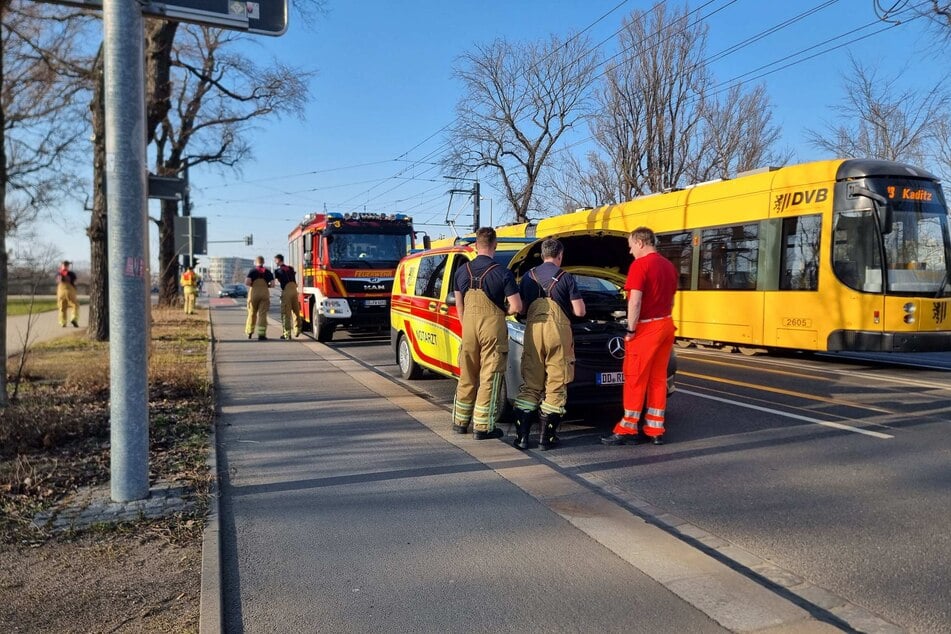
left=473, top=181, right=480, bottom=232
left=103, top=0, right=150, bottom=502
left=182, top=163, right=191, bottom=269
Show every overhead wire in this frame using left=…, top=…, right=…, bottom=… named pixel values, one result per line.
left=545, top=0, right=926, bottom=163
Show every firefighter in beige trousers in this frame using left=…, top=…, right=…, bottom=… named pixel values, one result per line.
left=56, top=260, right=79, bottom=328
left=451, top=228, right=522, bottom=439
left=273, top=254, right=301, bottom=339
left=512, top=239, right=586, bottom=450
left=244, top=256, right=275, bottom=340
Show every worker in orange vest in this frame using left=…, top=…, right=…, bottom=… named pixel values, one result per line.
left=602, top=227, right=677, bottom=446
left=180, top=265, right=199, bottom=315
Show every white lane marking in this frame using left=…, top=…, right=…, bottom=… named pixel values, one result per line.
left=677, top=388, right=894, bottom=439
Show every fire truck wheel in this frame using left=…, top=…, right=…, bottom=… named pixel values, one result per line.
left=316, top=318, right=336, bottom=342
left=397, top=334, right=423, bottom=380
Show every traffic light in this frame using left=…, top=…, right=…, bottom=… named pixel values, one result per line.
left=245, top=234, right=253, bottom=246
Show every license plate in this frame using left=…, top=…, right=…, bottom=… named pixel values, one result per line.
left=596, top=372, right=624, bottom=385
left=365, top=299, right=387, bottom=307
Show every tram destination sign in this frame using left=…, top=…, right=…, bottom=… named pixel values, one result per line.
left=45, top=0, right=287, bottom=36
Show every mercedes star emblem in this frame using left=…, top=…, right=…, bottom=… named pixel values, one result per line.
left=607, top=336, right=625, bottom=359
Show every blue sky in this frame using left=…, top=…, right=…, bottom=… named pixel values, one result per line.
left=32, top=0, right=948, bottom=269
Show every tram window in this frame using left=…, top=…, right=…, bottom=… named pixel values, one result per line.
left=657, top=231, right=693, bottom=290
left=699, top=224, right=759, bottom=290
left=780, top=215, right=821, bottom=291
left=414, top=253, right=448, bottom=299
left=832, top=212, right=882, bottom=293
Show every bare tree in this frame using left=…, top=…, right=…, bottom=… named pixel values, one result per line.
left=876, top=1, right=951, bottom=39
left=446, top=34, right=600, bottom=223
left=694, top=83, right=790, bottom=182
left=589, top=3, right=709, bottom=201
left=548, top=4, right=786, bottom=212
left=151, top=26, right=311, bottom=306
left=86, top=21, right=179, bottom=339
left=806, top=55, right=949, bottom=165
left=539, top=150, right=615, bottom=214
left=1, top=1, right=92, bottom=405
left=8, top=243, right=62, bottom=402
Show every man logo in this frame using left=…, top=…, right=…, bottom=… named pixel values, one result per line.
left=934, top=302, right=948, bottom=325
left=607, top=336, right=626, bottom=360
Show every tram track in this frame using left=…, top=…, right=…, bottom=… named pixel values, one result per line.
left=676, top=347, right=951, bottom=391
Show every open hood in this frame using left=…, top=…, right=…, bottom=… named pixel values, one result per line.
left=507, top=229, right=631, bottom=286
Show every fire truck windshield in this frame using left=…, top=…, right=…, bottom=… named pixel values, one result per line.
left=327, top=233, right=408, bottom=268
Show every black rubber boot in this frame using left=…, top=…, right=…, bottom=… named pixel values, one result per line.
left=513, top=409, right=534, bottom=451
left=539, top=412, right=562, bottom=451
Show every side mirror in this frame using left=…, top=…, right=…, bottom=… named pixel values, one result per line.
left=848, top=183, right=893, bottom=234
left=445, top=294, right=456, bottom=306
left=423, top=235, right=431, bottom=250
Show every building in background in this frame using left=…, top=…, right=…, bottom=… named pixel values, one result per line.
left=206, top=257, right=254, bottom=285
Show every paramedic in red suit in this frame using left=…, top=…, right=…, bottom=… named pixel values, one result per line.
left=602, top=227, right=677, bottom=446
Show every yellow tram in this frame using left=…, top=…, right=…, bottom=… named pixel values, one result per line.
left=500, top=159, right=951, bottom=353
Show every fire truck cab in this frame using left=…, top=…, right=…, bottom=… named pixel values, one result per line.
left=288, top=212, right=420, bottom=342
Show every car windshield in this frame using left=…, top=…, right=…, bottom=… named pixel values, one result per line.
left=327, top=233, right=408, bottom=269
left=575, top=275, right=621, bottom=295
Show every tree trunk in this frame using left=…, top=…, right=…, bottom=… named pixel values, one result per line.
left=87, top=48, right=109, bottom=341
left=157, top=196, right=179, bottom=307
left=0, top=0, right=9, bottom=406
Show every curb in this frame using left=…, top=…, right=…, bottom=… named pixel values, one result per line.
left=198, top=314, right=223, bottom=634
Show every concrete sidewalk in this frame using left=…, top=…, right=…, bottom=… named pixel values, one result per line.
left=210, top=303, right=839, bottom=633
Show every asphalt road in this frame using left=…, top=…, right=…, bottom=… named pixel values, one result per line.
left=319, top=327, right=951, bottom=633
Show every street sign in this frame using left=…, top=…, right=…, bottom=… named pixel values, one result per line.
left=175, top=216, right=208, bottom=255
left=45, top=0, right=288, bottom=36
left=147, top=174, right=187, bottom=201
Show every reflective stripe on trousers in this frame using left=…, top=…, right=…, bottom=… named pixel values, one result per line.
left=613, top=318, right=675, bottom=437
left=515, top=296, right=575, bottom=416
left=453, top=288, right=507, bottom=432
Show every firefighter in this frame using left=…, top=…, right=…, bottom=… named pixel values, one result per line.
left=180, top=265, right=199, bottom=315
left=452, top=227, right=523, bottom=439
left=245, top=256, right=275, bottom=340
left=512, top=239, right=586, bottom=451
left=56, top=260, right=79, bottom=328
left=602, top=227, right=677, bottom=446
left=273, top=254, right=301, bottom=339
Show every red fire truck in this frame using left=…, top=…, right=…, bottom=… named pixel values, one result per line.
left=288, top=212, right=425, bottom=342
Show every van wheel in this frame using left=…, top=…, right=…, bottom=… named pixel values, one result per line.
left=316, top=317, right=335, bottom=342
left=397, top=334, right=422, bottom=379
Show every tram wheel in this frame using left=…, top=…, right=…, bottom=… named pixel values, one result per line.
left=736, top=346, right=766, bottom=356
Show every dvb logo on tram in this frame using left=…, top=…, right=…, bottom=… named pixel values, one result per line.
left=773, top=188, right=828, bottom=213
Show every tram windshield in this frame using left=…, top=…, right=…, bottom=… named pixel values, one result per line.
left=833, top=178, right=951, bottom=297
